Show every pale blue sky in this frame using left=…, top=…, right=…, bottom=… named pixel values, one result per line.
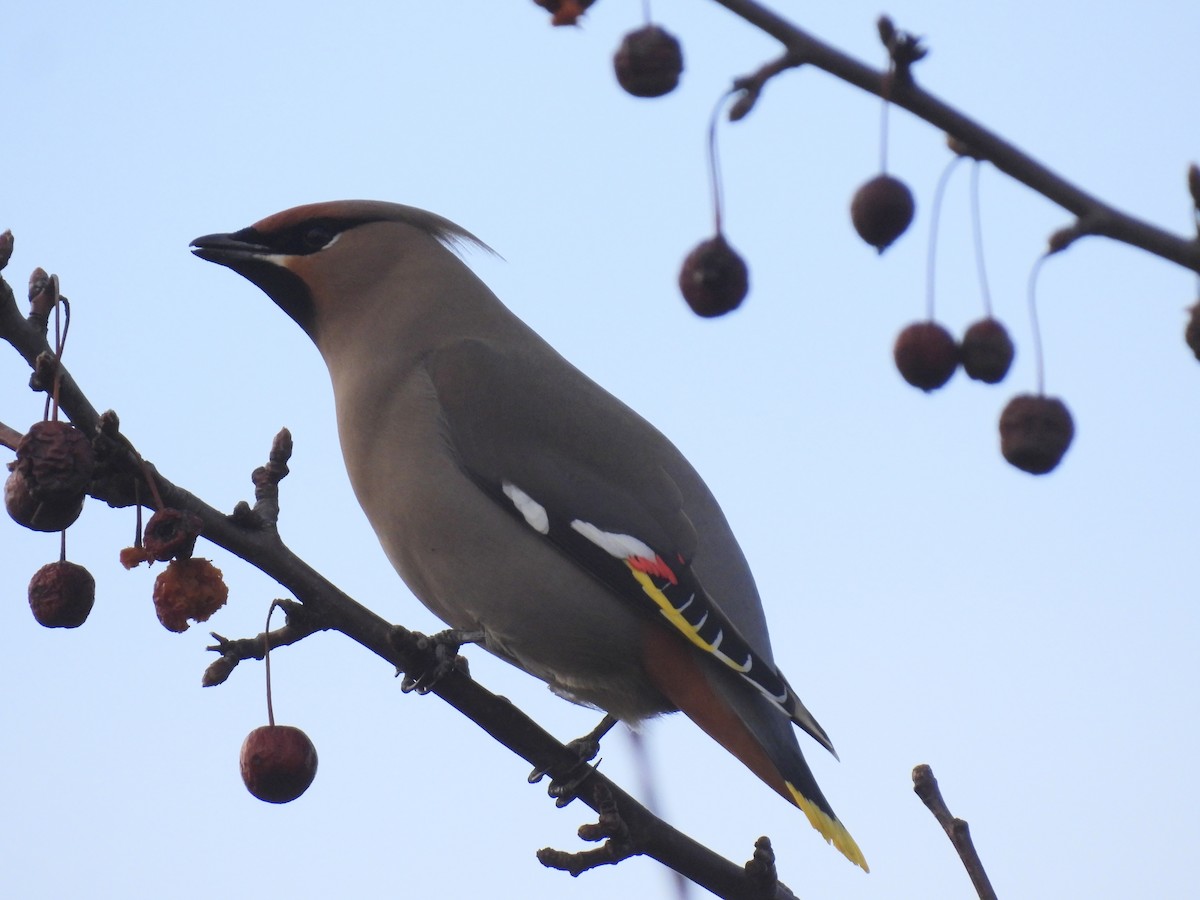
left=2, top=3, right=1197, bottom=898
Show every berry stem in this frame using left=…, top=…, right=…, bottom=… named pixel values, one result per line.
left=263, top=600, right=281, bottom=727
left=878, top=94, right=890, bottom=174
left=641, top=0, right=652, bottom=25
left=133, top=486, right=144, bottom=549
left=924, top=154, right=964, bottom=322
left=970, top=162, right=995, bottom=318
left=878, top=59, right=896, bottom=174
left=59, top=528, right=67, bottom=563
left=1027, top=254, right=1049, bottom=395
left=42, top=279, right=68, bottom=423
left=706, top=91, right=736, bottom=235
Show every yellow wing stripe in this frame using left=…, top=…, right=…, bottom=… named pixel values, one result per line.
left=629, top=567, right=751, bottom=672
left=786, top=781, right=869, bottom=872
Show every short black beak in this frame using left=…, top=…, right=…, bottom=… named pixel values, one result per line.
left=189, top=230, right=316, bottom=336
left=190, top=232, right=269, bottom=265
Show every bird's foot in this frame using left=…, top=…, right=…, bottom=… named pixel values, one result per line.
left=529, top=714, right=618, bottom=807
left=398, top=628, right=484, bottom=694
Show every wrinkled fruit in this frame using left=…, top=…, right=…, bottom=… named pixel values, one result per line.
left=613, top=25, right=683, bottom=98
left=961, top=318, right=1015, bottom=384
left=1185, top=302, right=1200, bottom=362
left=143, top=508, right=203, bottom=561
left=5, top=420, right=94, bottom=532
left=152, top=557, right=228, bottom=632
left=28, top=560, right=95, bottom=628
left=999, top=394, right=1074, bottom=474
left=850, top=174, right=915, bottom=252
left=894, top=321, right=959, bottom=391
left=679, top=234, right=749, bottom=317
left=535, top=0, right=595, bottom=27
left=240, top=725, right=319, bottom=803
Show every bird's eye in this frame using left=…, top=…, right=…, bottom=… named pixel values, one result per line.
left=303, top=224, right=336, bottom=251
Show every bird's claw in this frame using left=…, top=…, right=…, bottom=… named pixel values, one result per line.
left=528, top=715, right=617, bottom=806
left=398, top=628, right=482, bottom=694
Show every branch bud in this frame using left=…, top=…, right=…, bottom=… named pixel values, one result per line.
left=27, top=267, right=54, bottom=328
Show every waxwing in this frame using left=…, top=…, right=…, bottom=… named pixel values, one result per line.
left=191, top=200, right=867, bottom=871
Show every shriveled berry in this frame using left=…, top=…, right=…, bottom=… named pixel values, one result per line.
left=679, top=234, right=749, bottom=318
left=894, top=321, right=959, bottom=391
left=5, top=420, right=94, bottom=532
left=999, top=394, right=1074, bottom=474
left=5, top=470, right=83, bottom=533
left=534, top=0, right=595, bottom=26
left=119, top=545, right=155, bottom=569
left=961, top=317, right=1015, bottom=383
left=613, top=25, right=683, bottom=98
left=1185, top=302, right=1200, bottom=362
left=851, top=174, right=915, bottom=252
left=28, top=560, right=95, bottom=628
left=143, top=508, right=203, bottom=561
left=240, top=725, right=318, bottom=803
left=152, top=557, right=228, bottom=633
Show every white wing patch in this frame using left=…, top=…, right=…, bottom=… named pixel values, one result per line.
left=570, top=519, right=656, bottom=561
left=502, top=480, right=550, bottom=534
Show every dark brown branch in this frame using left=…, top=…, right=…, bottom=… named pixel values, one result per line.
left=711, top=0, right=1200, bottom=273
left=0, top=266, right=801, bottom=899
left=0, top=419, right=23, bottom=451
left=204, top=598, right=325, bottom=686
left=913, top=764, right=999, bottom=900
left=729, top=52, right=803, bottom=122
left=538, top=782, right=637, bottom=876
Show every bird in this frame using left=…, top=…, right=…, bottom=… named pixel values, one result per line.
left=191, top=200, right=867, bottom=871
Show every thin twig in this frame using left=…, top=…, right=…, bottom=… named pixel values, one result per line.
left=913, top=764, right=999, bottom=900
left=709, top=0, right=1200, bottom=274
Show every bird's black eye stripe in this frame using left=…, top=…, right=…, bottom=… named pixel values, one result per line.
left=239, top=217, right=374, bottom=256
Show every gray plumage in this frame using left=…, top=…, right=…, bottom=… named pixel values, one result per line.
left=191, top=200, right=866, bottom=870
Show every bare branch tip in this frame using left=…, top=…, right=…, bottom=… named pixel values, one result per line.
left=538, top=784, right=636, bottom=877
left=744, top=835, right=780, bottom=894
left=271, top=427, right=294, bottom=461
left=27, top=268, right=55, bottom=329
left=877, top=15, right=927, bottom=87
left=1047, top=223, right=1084, bottom=255
left=0, top=230, right=13, bottom=271
left=201, top=654, right=239, bottom=686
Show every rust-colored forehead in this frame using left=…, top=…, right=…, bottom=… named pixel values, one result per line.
left=246, top=200, right=492, bottom=256
left=250, top=200, right=399, bottom=233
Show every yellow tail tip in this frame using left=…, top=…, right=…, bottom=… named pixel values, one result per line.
left=786, top=782, right=869, bottom=872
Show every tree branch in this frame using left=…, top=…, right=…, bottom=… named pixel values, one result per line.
left=913, top=764, right=999, bottom=900
left=712, top=0, right=1200, bottom=273
left=0, top=263, right=801, bottom=899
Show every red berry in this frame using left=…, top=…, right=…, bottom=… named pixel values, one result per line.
left=240, top=725, right=318, bottom=803
left=999, top=394, right=1074, bottom=474
left=28, top=560, right=95, bottom=628
left=893, top=321, right=959, bottom=391
left=851, top=174, right=915, bottom=253
left=679, top=234, right=749, bottom=317
left=961, top=318, right=1015, bottom=384
left=613, top=25, right=683, bottom=98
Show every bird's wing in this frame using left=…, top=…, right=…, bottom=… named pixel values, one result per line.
left=424, top=338, right=831, bottom=749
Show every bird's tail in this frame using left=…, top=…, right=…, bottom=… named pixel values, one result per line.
left=642, top=625, right=868, bottom=871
